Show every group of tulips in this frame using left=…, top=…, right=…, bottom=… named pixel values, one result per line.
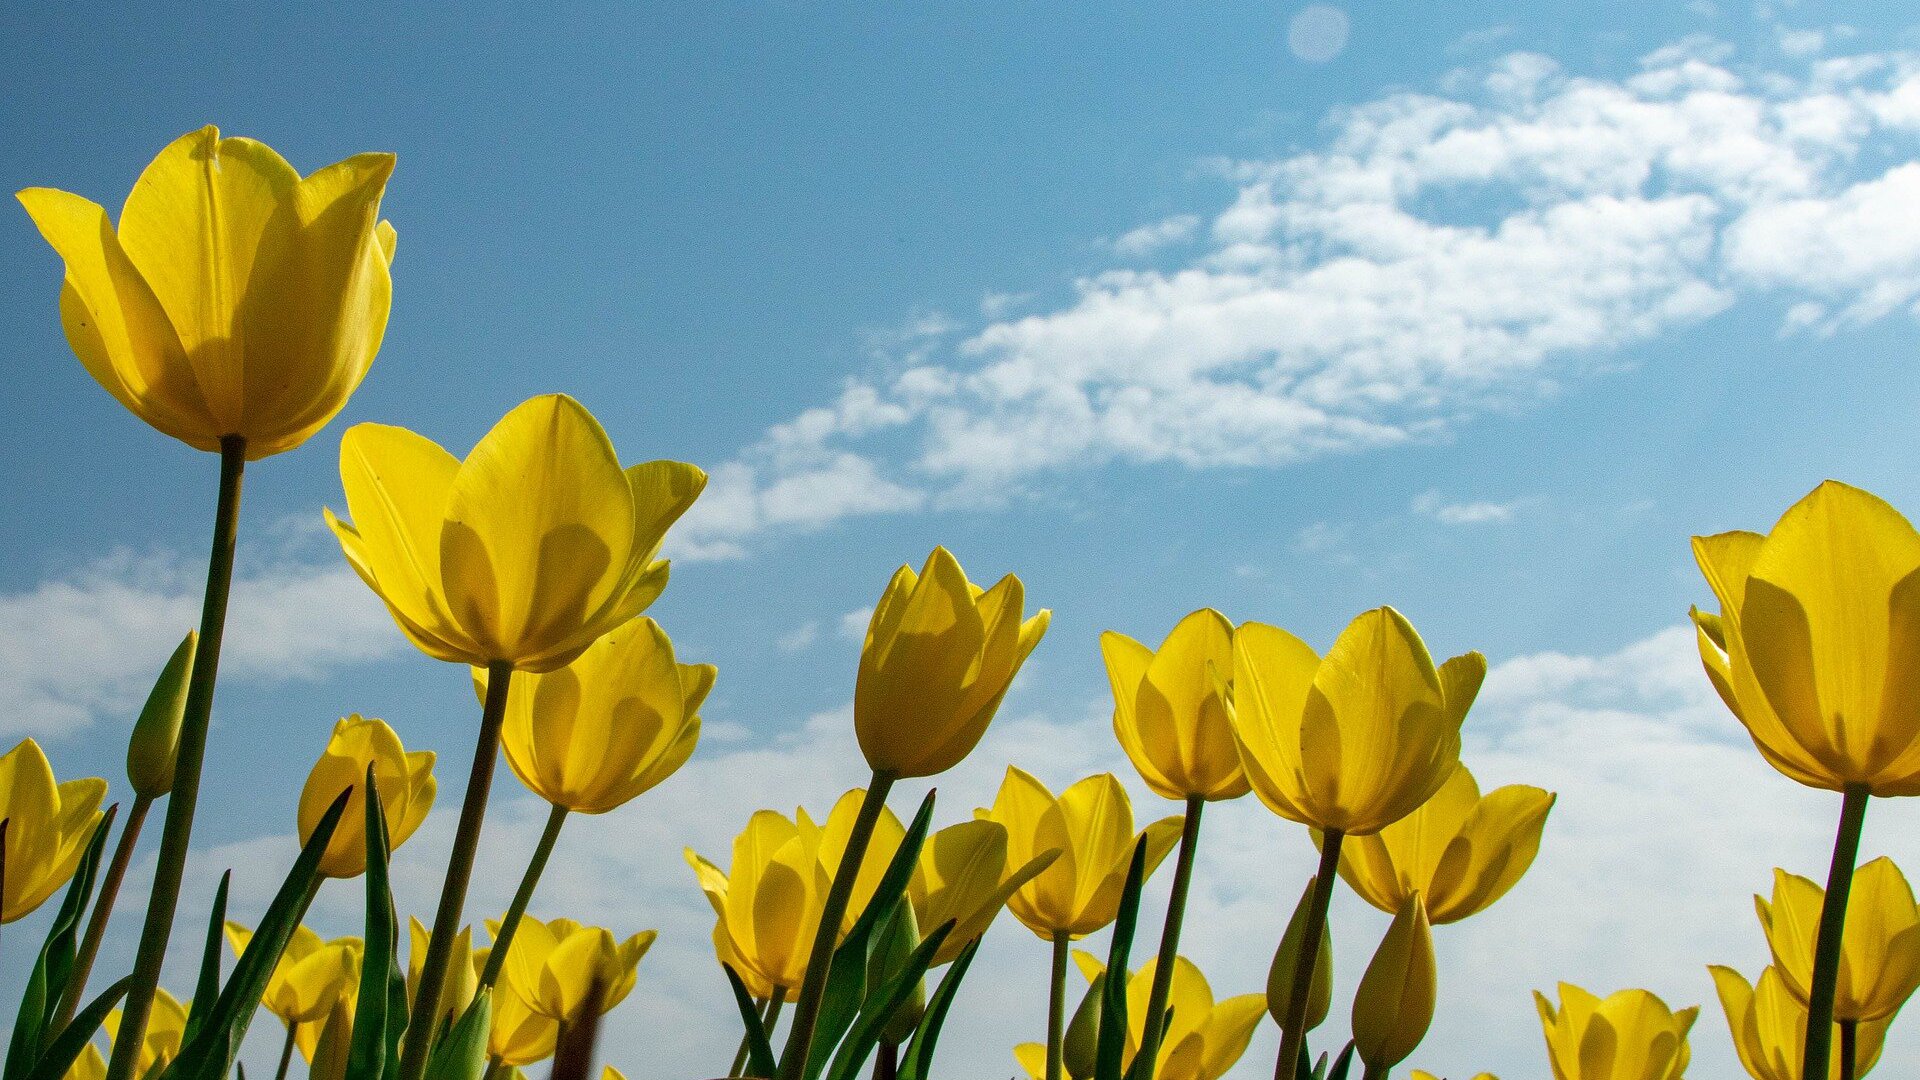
left=0, top=126, right=1916, bottom=1080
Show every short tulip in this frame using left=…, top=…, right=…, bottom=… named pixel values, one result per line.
left=0, top=738, right=107, bottom=923
left=906, top=818, right=1058, bottom=966
left=1756, top=859, right=1920, bottom=1022
left=104, top=989, right=190, bottom=1078
left=1015, top=952, right=1263, bottom=1080
left=407, top=918, right=478, bottom=1035
left=225, top=922, right=361, bottom=1061
left=501, top=916, right=654, bottom=1024
left=1710, top=964, right=1888, bottom=1080
left=1351, top=893, right=1437, bottom=1072
left=473, top=947, right=560, bottom=1067
left=296, top=716, right=435, bottom=878
left=1535, top=983, right=1696, bottom=1080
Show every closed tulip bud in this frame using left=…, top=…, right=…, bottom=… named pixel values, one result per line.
left=855, top=547, right=1050, bottom=778
left=225, top=922, right=362, bottom=1061
left=1711, top=964, right=1887, bottom=1080
left=1229, top=608, right=1483, bottom=836
left=473, top=948, right=560, bottom=1066
left=297, top=716, right=435, bottom=878
left=105, top=988, right=189, bottom=1078
left=1692, top=480, right=1920, bottom=794
left=1331, top=764, right=1554, bottom=924
left=1352, top=893, right=1437, bottom=1071
left=485, top=617, right=710, bottom=814
left=1756, top=858, right=1920, bottom=1021
left=0, top=738, right=107, bottom=922
left=327, top=394, right=706, bottom=673
left=17, top=127, right=396, bottom=459
left=127, top=631, right=195, bottom=798
left=501, top=917, right=654, bottom=1024
left=1061, top=951, right=1266, bottom=1080
left=407, top=918, right=477, bottom=1034
left=308, top=996, right=354, bottom=1080
left=1535, top=983, right=1697, bottom=1080
left=907, top=818, right=1059, bottom=967
left=1267, top=877, right=1333, bottom=1033
left=979, top=767, right=1183, bottom=939
left=1103, top=609, right=1249, bottom=802
left=869, top=901, right=927, bottom=1045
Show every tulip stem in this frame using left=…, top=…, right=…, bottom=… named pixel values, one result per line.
left=400, top=660, right=515, bottom=1080
left=54, top=796, right=142, bottom=1029
left=1840, top=1019, right=1858, bottom=1080
left=1045, top=931, right=1070, bottom=1080
left=776, top=770, right=897, bottom=1080
left=729, top=994, right=779, bottom=1077
left=1275, top=830, right=1343, bottom=1080
left=483, top=1058, right=509, bottom=1080
left=873, top=1040, right=898, bottom=1080
left=1802, top=784, right=1870, bottom=1080
left=272, top=1023, right=297, bottom=1080
left=478, top=802, right=569, bottom=988
left=105, top=436, right=246, bottom=1080
left=1136, top=796, right=1204, bottom=1074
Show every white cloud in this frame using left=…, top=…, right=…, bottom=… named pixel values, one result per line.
left=838, top=606, right=875, bottom=641
left=1112, top=214, right=1201, bottom=256
left=1412, top=490, right=1519, bottom=524
left=776, top=621, right=819, bottom=653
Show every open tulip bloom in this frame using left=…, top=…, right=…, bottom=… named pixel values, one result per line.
left=1535, top=983, right=1698, bottom=1080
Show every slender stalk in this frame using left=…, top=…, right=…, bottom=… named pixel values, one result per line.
left=56, top=795, right=149, bottom=1027
left=483, top=1058, right=509, bottom=1080
left=1135, top=796, right=1204, bottom=1072
left=477, top=802, right=569, bottom=988
left=730, top=992, right=784, bottom=1077
left=1274, top=830, right=1344, bottom=1080
left=399, top=661, right=515, bottom=1080
left=1839, top=1019, right=1858, bottom=1080
left=775, top=771, right=897, bottom=1080
left=1045, top=931, right=1070, bottom=1080
left=872, top=1040, right=898, bottom=1080
left=272, top=1023, right=298, bottom=1080
left=106, top=436, right=246, bottom=1080
left=1360, top=1064, right=1385, bottom=1080
left=1802, top=785, right=1870, bottom=1080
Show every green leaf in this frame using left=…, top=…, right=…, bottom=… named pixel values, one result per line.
left=180, top=871, right=231, bottom=1048
left=19, top=976, right=129, bottom=1080
left=1325, top=1042, right=1356, bottom=1080
left=724, top=964, right=777, bottom=1080
left=1094, top=839, right=1149, bottom=1080
left=351, top=768, right=407, bottom=1080
left=421, top=992, right=491, bottom=1080
left=822, top=919, right=953, bottom=1080
left=6, top=806, right=112, bottom=1078
left=1064, top=971, right=1106, bottom=1080
left=895, top=935, right=981, bottom=1080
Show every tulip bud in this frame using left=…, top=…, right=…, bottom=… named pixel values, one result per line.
left=868, top=902, right=927, bottom=1046
left=1352, top=893, right=1437, bottom=1071
left=309, top=995, right=354, bottom=1080
left=1062, top=970, right=1106, bottom=1080
left=1267, top=876, right=1333, bottom=1032
left=127, top=631, right=196, bottom=798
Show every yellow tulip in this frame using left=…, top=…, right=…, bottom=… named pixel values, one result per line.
left=297, top=715, right=435, bottom=878
left=1410, top=1073, right=1497, bottom=1080
left=1710, top=965, right=1888, bottom=1080
left=1022, top=951, right=1263, bottom=1080
left=1351, top=893, right=1437, bottom=1071
left=1229, top=608, right=1482, bottom=836
left=327, top=394, right=706, bottom=673
left=979, top=767, right=1183, bottom=940
left=603, top=1069, right=627, bottom=1080
left=407, top=918, right=478, bottom=1033
left=1534, top=983, right=1697, bottom=1080
left=500, top=916, right=654, bottom=1024
left=1330, top=764, right=1554, bottom=924
left=0, top=738, right=107, bottom=922
left=225, top=922, right=362, bottom=1061
left=104, top=989, right=189, bottom=1077
left=854, top=547, right=1050, bottom=778
left=1692, top=480, right=1920, bottom=794
left=906, top=818, right=1059, bottom=966
left=687, top=791, right=907, bottom=999
left=17, top=126, right=394, bottom=459
left=1102, top=609, right=1248, bottom=801
left=1755, top=858, right=1920, bottom=1021
left=473, top=946, right=560, bottom=1066
left=63, top=1044, right=106, bottom=1080
left=488, top=617, right=711, bottom=814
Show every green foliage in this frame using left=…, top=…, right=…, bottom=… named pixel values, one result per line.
left=4, top=812, right=124, bottom=1080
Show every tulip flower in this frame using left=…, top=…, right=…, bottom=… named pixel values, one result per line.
left=1267, top=877, right=1333, bottom=1035
left=1330, top=763, right=1554, bottom=924
left=1013, top=951, right=1263, bottom=1080
left=104, top=989, right=190, bottom=1078
left=1351, top=893, right=1437, bottom=1074
left=500, top=916, right=654, bottom=1025
left=296, top=716, right=435, bottom=879
left=907, top=818, right=1058, bottom=967
left=1410, top=1073, right=1496, bottom=1080
left=0, top=738, right=107, bottom=923
left=1534, top=983, right=1696, bottom=1080
left=473, top=945, right=562, bottom=1068
left=1755, top=859, right=1920, bottom=1022
left=1711, top=965, right=1888, bottom=1080
left=407, top=918, right=478, bottom=1035
left=226, top=922, right=362, bottom=1064
left=64, top=1044, right=105, bottom=1080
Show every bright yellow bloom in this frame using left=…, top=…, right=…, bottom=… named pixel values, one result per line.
left=1102, top=609, right=1249, bottom=802
left=17, top=126, right=395, bottom=459
left=1692, top=481, right=1920, bottom=794
left=906, top=818, right=1058, bottom=966
left=328, top=394, right=705, bottom=673
left=473, top=946, right=560, bottom=1066
left=63, top=1044, right=106, bottom=1080
left=105, top=989, right=189, bottom=1078
left=487, top=617, right=711, bottom=814
left=1330, top=763, right=1554, bottom=924
left=225, top=922, right=362, bottom=1061
left=1352, top=893, right=1436, bottom=1071
left=407, top=918, right=477, bottom=1035
left=1229, top=608, right=1483, bottom=835
left=1710, top=964, right=1888, bottom=1080
left=979, top=767, right=1182, bottom=940
left=1534, top=983, right=1697, bottom=1080
left=0, top=738, right=107, bottom=922
left=1013, top=952, right=1263, bottom=1080
left=603, top=1070, right=627, bottom=1080
left=686, top=791, right=906, bottom=999
left=1755, top=858, right=1920, bottom=1021
left=297, top=715, right=435, bottom=878
left=501, top=916, right=654, bottom=1024
left=1410, top=1073, right=1497, bottom=1080
left=854, top=547, right=1050, bottom=778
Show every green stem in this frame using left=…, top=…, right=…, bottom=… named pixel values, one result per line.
left=872, top=1040, right=898, bottom=1080
left=478, top=802, right=569, bottom=988
left=1840, top=1018, right=1858, bottom=1080
left=775, top=771, right=897, bottom=1080
left=56, top=795, right=150, bottom=1028
left=1136, top=796, right=1204, bottom=1073
left=272, top=1022, right=297, bottom=1080
left=483, top=1058, right=508, bottom=1080
left=399, top=660, right=515, bottom=1080
left=1359, top=1063, right=1385, bottom=1080
left=1045, top=931, right=1070, bottom=1080
left=105, top=436, right=246, bottom=1080
left=1802, top=785, right=1870, bottom=1080
left=728, top=994, right=774, bottom=1077
left=1274, top=829, right=1343, bottom=1080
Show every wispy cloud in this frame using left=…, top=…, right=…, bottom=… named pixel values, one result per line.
left=1111, top=213, right=1201, bottom=256
left=1412, top=490, right=1520, bottom=524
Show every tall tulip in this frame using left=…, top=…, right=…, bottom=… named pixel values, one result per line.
left=19, top=129, right=397, bottom=1080
left=1534, top=984, right=1696, bottom=1080
left=1692, top=481, right=1920, bottom=1077
left=327, top=393, right=704, bottom=1080
left=297, top=716, right=435, bottom=878
left=1229, top=608, right=1481, bottom=1080
left=225, top=922, right=362, bottom=1071
left=1711, top=965, right=1888, bottom=1080
left=0, top=739, right=106, bottom=923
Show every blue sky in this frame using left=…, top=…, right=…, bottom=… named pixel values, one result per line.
left=6, top=2, right=1920, bottom=1077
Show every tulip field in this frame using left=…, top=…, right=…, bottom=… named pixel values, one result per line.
left=4, top=126, right=1919, bottom=1080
